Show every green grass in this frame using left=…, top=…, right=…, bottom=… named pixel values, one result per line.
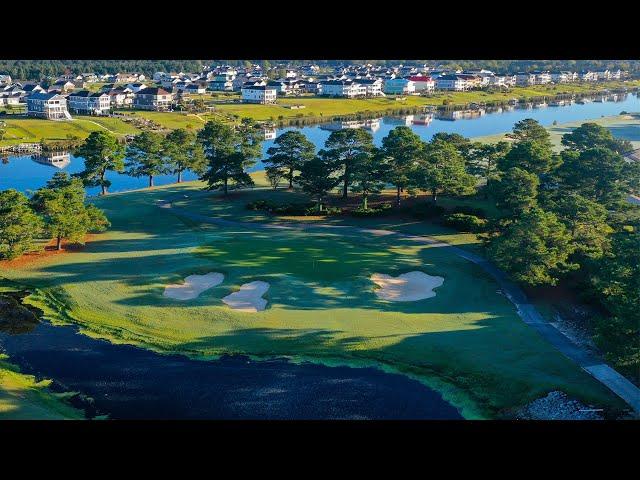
left=476, top=114, right=640, bottom=151
left=0, top=116, right=139, bottom=146
left=0, top=182, right=623, bottom=418
left=0, top=354, right=84, bottom=419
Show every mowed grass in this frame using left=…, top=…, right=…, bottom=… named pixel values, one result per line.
left=0, top=182, right=622, bottom=418
left=0, top=354, right=84, bottom=419
left=474, top=114, right=640, bottom=151
left=0, top=116, right=139, bottom=146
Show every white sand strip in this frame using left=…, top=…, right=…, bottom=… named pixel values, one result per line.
left=222, top=281, right=270, bottom=312
left=163, top=272, right=224, bottom=300
left=371, top=271, right=443, bottom=302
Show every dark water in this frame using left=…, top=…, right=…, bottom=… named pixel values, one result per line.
left=0, top=321, right=463, bottom=419
left=2, top=92, right=638, bottom=194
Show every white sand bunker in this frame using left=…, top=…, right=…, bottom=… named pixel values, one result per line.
left=371, top=271, right=444, bottom=302
left=222, top=281, right=270, bottom=312
left=163, top=272, right=224, bottom=300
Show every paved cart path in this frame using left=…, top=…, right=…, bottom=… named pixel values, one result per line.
left=158, top=192, right=640, bottom=415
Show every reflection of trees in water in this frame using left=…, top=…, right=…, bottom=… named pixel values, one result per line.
left=0, top=295, right=39, bottom=334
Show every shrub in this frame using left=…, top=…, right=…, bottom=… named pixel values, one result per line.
left=350, top=203, right=393, bottom=217
left=441, top=213, right=488, bottom=233
left=305, top=206, right=342, bottom=216
left=451, top=205, right=487, bottom=219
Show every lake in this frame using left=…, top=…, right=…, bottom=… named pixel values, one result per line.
left=1, top=92, right=638, bottom=195
left=0, top=320, right=463, bottom=419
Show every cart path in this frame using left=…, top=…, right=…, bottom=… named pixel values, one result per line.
left=157, top=193, right=640, bottom=415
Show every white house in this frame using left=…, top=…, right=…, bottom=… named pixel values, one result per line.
left=357, top=78, right=384, bottom=96
left=531, top=71, right=551, bottom=84
left=580, top=71, right=598, bottom=82
left=27, top=92, right=71, bottom=119
left=515, top=73, right=536, bottom=86
left=550, top=71, right=574, bottom=83
left=126, top=82, right=148, bottom=93
left=383, top=78, right=415, bottom=95
left=241, top=85, right=277, bottom=104
left=435, top=75, right=468, bottom=91
left=319, top=80, right=366, bottom=98
left=67, top=91, right=111, bottom=115
left=407, top=75, right=435, bottom=93
left=0, top=74, right=11, bottom=86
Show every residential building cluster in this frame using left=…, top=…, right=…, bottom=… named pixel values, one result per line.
left=0, top=63, right=629, bottom=119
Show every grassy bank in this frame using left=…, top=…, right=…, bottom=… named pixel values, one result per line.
left=0, top=354, right=84, bottom=419
left=0, top=182, right=624, bottom=418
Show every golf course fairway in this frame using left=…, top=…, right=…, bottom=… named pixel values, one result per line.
left=0, top=182, right=622, bottom=419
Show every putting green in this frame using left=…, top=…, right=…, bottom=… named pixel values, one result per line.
left=0, top=182, right=622, bottom=418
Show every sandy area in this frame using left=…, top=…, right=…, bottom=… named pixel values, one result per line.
left=371, top=271, right=444, bottom=302
left=163, top=272, right=224, bottom=300
left=222, top=281, right=270, bottom=312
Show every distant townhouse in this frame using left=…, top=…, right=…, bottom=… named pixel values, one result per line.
left=267, top=79, right=303, bottom=96
left=299, top=80, right=322, bottom=94
left=67, top=91, right=111, bottom=115
left=550, top=71, right=574, bottom=83
left=531, top=71, right=551, bottom=84
left=458, top=74, right=483, bottom=89
left=107, top=88, right=134, bottom=107
left=0, top=74, right=12, bottom=86
left=358, top=78, right=384, bottom=96
left=26, top=92, right=71, bottom=119
left=580, top=71, right=598, bottom=82
left=181, top=83, right=207, bottom=95
left=408, top=75, right=435, bottom=93
left=384, top=77, right=415, bottom=95
left=0, top=93, right=22, bottom=105
left=515, top=72, right=536, bottom=86
left=48, top=80, right=75, bottom=93
left=490, top=74, right=511, bottom=88
left=319, top=79, right=366, bottom=98
left=133, top=87, right=173, bottom=111
left=595, top=69, right=611, bottom=81
left=209, top=74, right=235, bottom=91
left=435, top=74, right=469, bottom=91
left=611, top=69, right=623, bottom=80
left=241, top=85, right=277, bottom=104
left=126, top=82, right=148, bottom=93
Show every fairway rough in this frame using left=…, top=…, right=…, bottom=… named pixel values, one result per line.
left=371, top=271, right=444, bottom=302
left=163, top=272, right=225, bottom=300
left=222, top=281, right=270, bottom=312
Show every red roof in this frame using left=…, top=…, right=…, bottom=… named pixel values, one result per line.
left=408, top=75, right=433, bottom=82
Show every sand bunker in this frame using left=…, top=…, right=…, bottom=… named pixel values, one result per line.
left=222, top=281, right=270, bottom=312
left=371, top=271, right=443, bottom=302
left=163, top=272, right=224, bottom=300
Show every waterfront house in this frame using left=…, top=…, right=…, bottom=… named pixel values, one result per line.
left=358, top=78, right=384, bottom=96
left=531, top=71, right=552, bottom=84
left=107, top=88, right=134, bottom=107
left=133, top=87, right=173, bottom=111
left=409, top=75, right=435, bottom=92
left=241, top=85, right=277, bottom=104
left=384, top=77, right=416, bottom=95
left=67, top=91, right=111, bottom=115
left=181, top=83, right=206, bottom=95
left=435, top=74, right=469, bottom=91
left=319, top=79, right=366, bottom=97
left=26, top=92, right=71, bottom=119
left=550, top=71, right=574, bottom=83
left=580, top=71, right=598, bottom=82
left=0, top=74, right=11, bottom=86
left=515, top=72, right=536, bottom=86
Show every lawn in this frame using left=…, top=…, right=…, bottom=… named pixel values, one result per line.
left=0, top=116, right=139, bottom=146
left=0, top=354, right=84, bottom=419
left=0, top=182, right=622, bottom=418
